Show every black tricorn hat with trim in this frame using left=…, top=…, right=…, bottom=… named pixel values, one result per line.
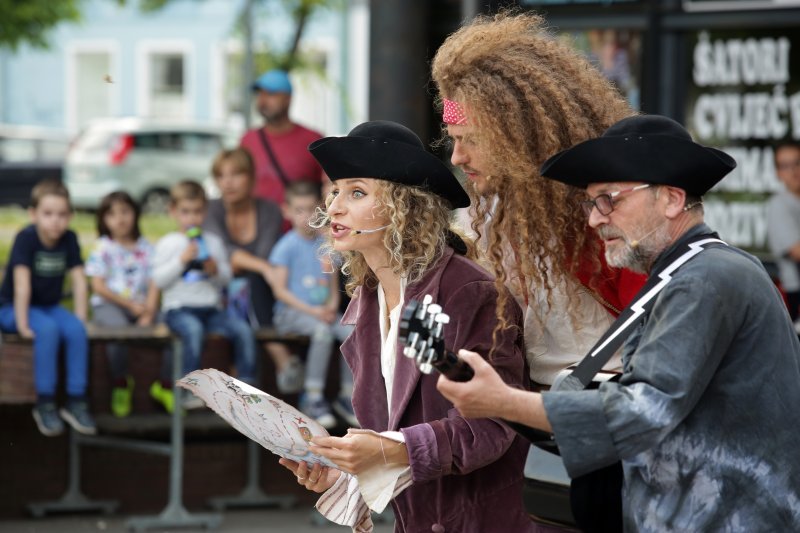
left=308, top=120, right=469, bottom=209
left=539, top=115, right=736, bottom=196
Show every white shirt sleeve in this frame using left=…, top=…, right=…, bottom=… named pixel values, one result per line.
left=151, top=233, right=189, bottom=289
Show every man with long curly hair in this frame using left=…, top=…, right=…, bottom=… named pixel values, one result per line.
left=431, top=11, right=646, bottom=388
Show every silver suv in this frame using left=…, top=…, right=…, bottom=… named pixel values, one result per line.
left=64, top=118, right=238, bottom=213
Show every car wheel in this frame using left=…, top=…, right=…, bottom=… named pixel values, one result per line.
left=141, top=189, right=170, bottom=214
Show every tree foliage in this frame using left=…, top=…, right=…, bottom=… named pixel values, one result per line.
left=0, top=0, right=82, bottom=50
left=133, top=0, right=339, bottom=71
left=0, top=0, right=337, bottom=71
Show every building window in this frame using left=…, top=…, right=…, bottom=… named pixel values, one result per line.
left=150, top=53, right=186, bottom=118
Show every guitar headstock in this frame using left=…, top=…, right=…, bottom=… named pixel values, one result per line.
left=398, top=294, right=450, bottom=375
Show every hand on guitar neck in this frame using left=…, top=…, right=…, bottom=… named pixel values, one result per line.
left=399, top=295, right=555, bottom=445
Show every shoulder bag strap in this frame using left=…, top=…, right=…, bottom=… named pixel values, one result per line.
left=258, top=128, right=290, bottom=188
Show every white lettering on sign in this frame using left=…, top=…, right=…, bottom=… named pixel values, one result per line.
left=712, top=145, right=780, bottom=193
left=690, top=30, right=799, bottom=251
left=704, top=200, right=769, bottom=249
left=692, top=87, right=794, bottom=140
left=693, top=32, right=790, bottom=87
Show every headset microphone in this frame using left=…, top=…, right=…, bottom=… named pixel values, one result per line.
left=629, top=220, right=669, bottom=249
left=629, top=202, right=702, bottom=248
left=351, top=225, right=390, bottom=235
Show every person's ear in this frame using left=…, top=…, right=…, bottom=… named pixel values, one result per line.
left=663, top=186, right=687, bottom=219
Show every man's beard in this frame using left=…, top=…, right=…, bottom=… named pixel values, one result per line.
left=258, top=106, right=288, bottom=124
left=600, top=222, right=671, bottom=273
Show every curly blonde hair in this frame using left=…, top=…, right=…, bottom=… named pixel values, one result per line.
left=431, top=11, right=634, bottom=328
left=315, top=181, right=475, bottom=296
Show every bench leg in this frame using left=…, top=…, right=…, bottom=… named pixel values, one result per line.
left=125, top=339, right=222, bottom=531
left=207, top=439, right=297, bottom=511
left=27, top=429, right=119, bottom=518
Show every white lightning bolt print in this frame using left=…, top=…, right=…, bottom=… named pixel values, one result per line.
left=589, top=238, right=727, bottom=358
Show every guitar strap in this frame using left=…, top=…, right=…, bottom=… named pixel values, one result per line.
left=505, top=233, right=727, bottom=447
left=557, top=232, right=726, bottom=392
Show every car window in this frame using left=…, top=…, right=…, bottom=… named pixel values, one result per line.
left=179, top=132, right=223, bottom=155
left=0, top=138, right=37, bottom=162
left=133, top=132, right=182, bottom=150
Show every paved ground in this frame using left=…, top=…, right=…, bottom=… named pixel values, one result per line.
left=0, top=506, right=396, bottom=532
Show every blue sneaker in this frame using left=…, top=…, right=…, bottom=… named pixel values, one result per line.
left=333, top=396, right=359, bottom=427
left=32, top=403, right=64, bottom=437
left=299, top=395, right=336, bottom=429
left=59, top=401, right=97, bottom=435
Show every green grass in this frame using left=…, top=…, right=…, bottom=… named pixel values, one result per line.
left=0, top=207, right=174, bottom=265
left=0, top=207, right=175, bottom=314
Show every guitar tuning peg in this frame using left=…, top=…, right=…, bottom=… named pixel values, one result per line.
left=419, top=362, right=433, bottom=374
left=422, top=294, right=433, bottom=304
left=427, top=304, right=442, bottom=315
left=403, top=346, right=417, bottom=358
left=434, top=313, right=450, bottom=324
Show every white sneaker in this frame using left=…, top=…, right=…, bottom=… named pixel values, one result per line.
left=299, top=395, right=336, bottom=429
left=276, top=356, right=305, bottom=394
left=181, top=391, right=205, bottom=410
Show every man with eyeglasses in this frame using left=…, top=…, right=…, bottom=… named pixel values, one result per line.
left=767, top=142, right=800, bottom=321
left=437, top=115, right=800, bottom=532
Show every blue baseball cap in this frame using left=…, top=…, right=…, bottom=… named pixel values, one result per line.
left=251, top=69, right=292, bottom=94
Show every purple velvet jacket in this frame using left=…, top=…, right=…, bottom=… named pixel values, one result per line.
left=340, top=248, right=535, bottom=532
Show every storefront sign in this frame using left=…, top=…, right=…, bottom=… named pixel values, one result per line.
left=687, top=29, right=800, bottom=251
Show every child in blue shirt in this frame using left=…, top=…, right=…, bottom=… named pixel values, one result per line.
left=269, top=181, right=355, bottom=429
left=0, top=180, right=96, bottom=436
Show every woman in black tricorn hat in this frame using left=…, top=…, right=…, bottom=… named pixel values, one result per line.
left=277, top=120, right=537, bottom=532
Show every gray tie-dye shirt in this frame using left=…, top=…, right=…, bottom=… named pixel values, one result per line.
left=543, top=224, right=800, bottom=532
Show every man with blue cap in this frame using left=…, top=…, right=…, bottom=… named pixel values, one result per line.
left=240, top=69, right=324, bottom=207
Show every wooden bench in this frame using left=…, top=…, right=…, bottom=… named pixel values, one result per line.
left=0, top=324, right=309, bottom=530
left=0, top=324, right=308, bottom=405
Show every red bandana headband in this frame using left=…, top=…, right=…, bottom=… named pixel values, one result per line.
left=442, top=98, right=468, bottom=125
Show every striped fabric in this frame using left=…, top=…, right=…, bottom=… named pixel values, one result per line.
left=315, top=431, right=413, bottom=532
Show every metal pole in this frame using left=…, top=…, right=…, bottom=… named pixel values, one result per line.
left=125, top=339, right=222, bottom=531
left=242, top=0, right=255, bottom=130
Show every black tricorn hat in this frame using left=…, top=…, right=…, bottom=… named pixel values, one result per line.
left=308, top=120, right=469, bottom=209
left=540, top=115, right=736, bottom=196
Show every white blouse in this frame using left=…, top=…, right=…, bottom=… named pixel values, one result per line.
left=377, top=277, right=407, bottom=411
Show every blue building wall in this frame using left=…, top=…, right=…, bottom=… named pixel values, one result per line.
left=0, top=0, right=360, bottom=134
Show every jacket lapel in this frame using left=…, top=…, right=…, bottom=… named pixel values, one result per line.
left=387, top=248, right=454, bottom=430
left=341, top=249, right=456, bottom=431
left=340, top=286, right=390, bottom=430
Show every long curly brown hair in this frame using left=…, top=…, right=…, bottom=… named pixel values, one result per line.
left=431, top=11, right=634, bottom=329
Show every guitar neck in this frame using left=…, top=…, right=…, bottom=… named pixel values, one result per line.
left=434, top=349, right=475, bottom=382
